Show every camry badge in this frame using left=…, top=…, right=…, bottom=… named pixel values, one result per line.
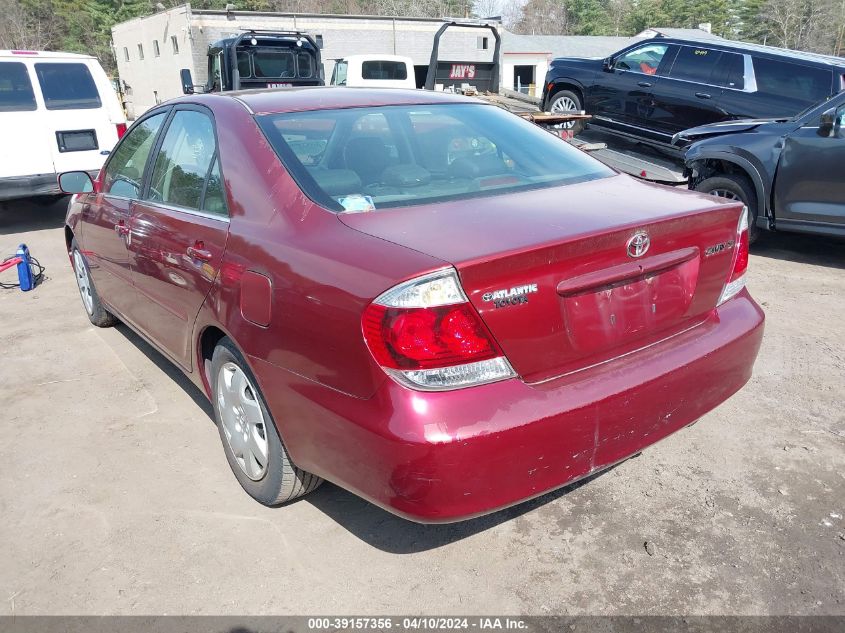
left=627, top=232, right=650, bottom=258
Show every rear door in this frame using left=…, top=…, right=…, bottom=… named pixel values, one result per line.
left=649, top=45, right=733, bottom=136
left=81, top=110, right=168, bottom=317
left=0, top=59, right=53, bottom=179
left=33, top=60, right=122, bottom=173
left=128, top=106, right=229, bottom=369
left=773, top=102, right=845, bottom=229
left=590, top=43, right=674, bottom=134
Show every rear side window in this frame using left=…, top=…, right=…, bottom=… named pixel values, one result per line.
left=669, top=47, right=723, bottom=84
left=718, top=53, right=745, bottom=90
left=147, top=110, right=219, bottom=212
left=0, top=62, right=36, bottom=112
left=362, top=60, right=408, bottom=80
left=35, top=63, right=101, bottom=110
left=752, top=57, right=833, bottom=103
left=103, top=112, right=167, bottom=197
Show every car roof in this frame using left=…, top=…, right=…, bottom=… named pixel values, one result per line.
left=218, top=86, right=481, bottom=115
left=0, top=49, right=96, bottom=61
left=656, top=37, right=845, bottom=67
left=335, top=54, right=414, bottom=63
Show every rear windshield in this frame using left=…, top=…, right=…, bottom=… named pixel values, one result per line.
left=257, top=103, right=613, bottom=212
left=35, top=63, right=101, bottom=110
left=0, top=62, right=37, bottom=112
left=237, top=49, right=314, bottom=79
left=362, top=60, right=408, bottom=80
left=752, top=57, right=832, bottom=103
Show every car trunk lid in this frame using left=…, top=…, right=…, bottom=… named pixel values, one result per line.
left=341, top=174, right=744, bottom=383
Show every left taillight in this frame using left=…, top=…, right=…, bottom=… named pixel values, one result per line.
left=115, top=123, right=127, bottom=139
left=362, top=268, right=516, bottom=391
left=718, top=206, right=750, bottom=305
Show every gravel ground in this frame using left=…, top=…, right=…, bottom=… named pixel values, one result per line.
left=0, top=196, right=843, bottom=616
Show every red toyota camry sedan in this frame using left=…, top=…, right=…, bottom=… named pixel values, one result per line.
left=60, top=88, right=764, bottom=522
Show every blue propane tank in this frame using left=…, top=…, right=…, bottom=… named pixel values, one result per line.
left=16, top=244, right=34, bottom=291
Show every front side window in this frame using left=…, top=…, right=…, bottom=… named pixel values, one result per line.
left=257, top=103, right=612, bottom=212
left=147, top=110, right=218, bottom=211
left=752, top=57, right=833, bottom=103
left=35, top=63, right=101, bottom=110
left=362, top=60, right=408, bottom=81
left=668, top=46, right=724, bottom=84
left=102, top=112, right=167, bottom=197
left=0, top=62, right=37, bottom=112
left=332, top=60, right=348, bottom=85
left=614, top=44, right=669, bottom=75
left=297, top=52, right=314, bottom=78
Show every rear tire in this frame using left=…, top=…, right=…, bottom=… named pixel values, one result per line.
left=548, top=89, right=585, bottom=135
left=211, top=337, right=322, bottom=506
left=70, top=239, right=118, bottom=328
left=694, top=174, right=761, bottom=244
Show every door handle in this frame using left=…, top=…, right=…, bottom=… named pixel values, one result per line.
left=114, top=220, right=130, bottom=237
left=637, top=81, right=652, bottom=88
left=695, top=92, right=712, bottom=99
left=187, top=243, right=212, bottom=262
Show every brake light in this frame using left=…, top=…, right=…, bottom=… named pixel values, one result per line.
left=115, top=123, right=127, bottom=139
left=718, top=207, right=750, bottom=305
left=362, top=268, right=515, bottom=390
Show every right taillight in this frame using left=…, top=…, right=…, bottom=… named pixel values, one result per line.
left=362, top=268, right=515, bottom=391
left=718, top=206, right=750, bottom=305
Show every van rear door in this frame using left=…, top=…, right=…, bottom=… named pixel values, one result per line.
left=31, top=58, right=122, bottom=175
left=0, top=59, right=55, bottom=180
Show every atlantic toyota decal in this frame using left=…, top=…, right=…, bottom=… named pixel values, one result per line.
left=482, top=284, right=538, bottom=308
left=449, top=64, right=476, bottom=79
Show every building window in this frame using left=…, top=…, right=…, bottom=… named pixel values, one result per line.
left=153, top=40, right=160, bottom=57
left=137, top=43, right=144, bottom=60
left=477, top=36, right=489, bottom=50
left=123, top=47, right=129, bottom=62
left=171, top=35, right=179, bottom=54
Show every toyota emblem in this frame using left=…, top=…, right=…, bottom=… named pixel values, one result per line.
left=626, top=232, right=650, bottom=258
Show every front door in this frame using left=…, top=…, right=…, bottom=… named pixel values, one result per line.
left=128, top=107, right=229, bottom=369
left=82, top=111, right=167, bottom=316
left=773, top=103, right=845, bottom=229
left=649, top=45, right=736, bottom=136
left=590, top=43, right=673, bottom=136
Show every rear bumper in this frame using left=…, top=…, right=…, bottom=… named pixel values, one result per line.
left=0, top=173, right=61, bottom=201
left=253, top=291, right=764, bottom=523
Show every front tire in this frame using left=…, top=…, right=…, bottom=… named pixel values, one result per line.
left=548, top=89, right=585, bottom=135
left=71, top=239, right=118, bottom=327
left=694, top=174, right=761, bottom=243
left=211, top=337, right=322, bottom=506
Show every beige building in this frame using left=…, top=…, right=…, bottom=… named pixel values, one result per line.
left=112, top=4, right=499, bottom=117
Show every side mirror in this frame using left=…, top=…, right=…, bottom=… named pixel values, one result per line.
left=58, top=171, right=94, bottom=194
left=602, top=57, right=614, bottom=72
left=180, top=68, right=195, bottom=95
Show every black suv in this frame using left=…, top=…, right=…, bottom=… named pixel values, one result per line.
left=679, top=90, right=845, bottom=242
left=542, top=36, right=845, bottom=145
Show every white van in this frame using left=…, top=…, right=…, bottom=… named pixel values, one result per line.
left=0, top=50, right=126, bottom=201
left=330, top=55, right=416, bottom=89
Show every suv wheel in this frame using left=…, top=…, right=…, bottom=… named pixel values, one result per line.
left=694, top=174, right=761, bottom=244
left=548, top=89, right=585, bottom=134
